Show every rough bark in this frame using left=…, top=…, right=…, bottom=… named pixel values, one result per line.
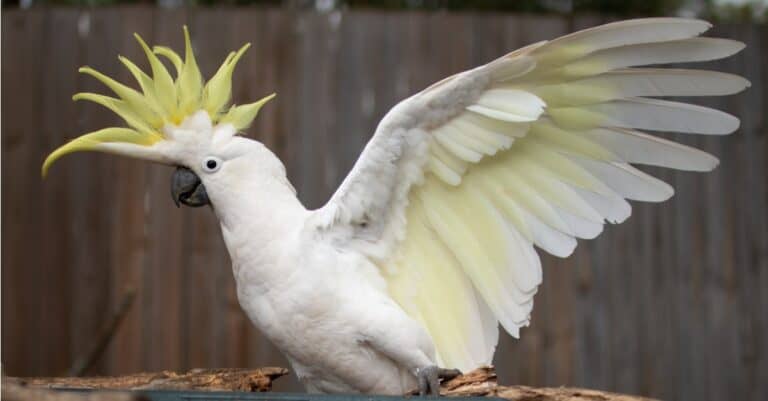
left=8, top=367, right=288, bottom=392
left=440, top=367, right=659, bottom=401
left=7, top=366, right=658, bottom=401
left=2, top=380, right=142, bottom=401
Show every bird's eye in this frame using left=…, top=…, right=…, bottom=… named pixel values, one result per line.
left=201, top=156, right=222, bottom=173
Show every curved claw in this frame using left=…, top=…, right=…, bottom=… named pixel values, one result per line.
left=416, top=366, right=462, bottom=396
left=437, top=368, right=461, bottom=381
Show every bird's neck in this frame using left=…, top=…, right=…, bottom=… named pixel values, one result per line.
left=207, top=169, right=309, bottom=287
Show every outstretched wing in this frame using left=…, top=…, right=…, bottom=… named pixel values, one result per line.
left=312, top=18, right=748, bottom=372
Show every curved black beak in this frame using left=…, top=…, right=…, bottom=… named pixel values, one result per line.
left=171, top=166, right=210, bottom=208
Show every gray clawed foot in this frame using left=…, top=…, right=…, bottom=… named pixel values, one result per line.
left=416, top=365, right=462, bottom=396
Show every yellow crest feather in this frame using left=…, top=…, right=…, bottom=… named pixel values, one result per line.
left=220, top=93, right=277, bottom=131
left=153, top=46, right=183, bottom=76
left=42, top=27, right=275, bottom=177
left=42, top=128, right=163, bottom=177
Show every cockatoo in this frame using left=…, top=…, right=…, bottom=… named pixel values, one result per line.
left=44, top=19, right=748, bottom=395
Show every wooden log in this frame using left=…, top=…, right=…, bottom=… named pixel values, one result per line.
left=440, top=367, right=659, bottom=401
left=10, top=367, right=288, bottom=392
left=8, top=366, right=657, bottom=401
left=2, top=380, right=141, bottom=401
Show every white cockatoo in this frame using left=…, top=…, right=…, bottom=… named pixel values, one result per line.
left=44, top=19, right=748, bottom=395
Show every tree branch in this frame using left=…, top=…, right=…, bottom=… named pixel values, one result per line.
left=10, top=367, right=288, bottom=392
left=440, top=367, right=659, bottom=401
left=8, top=366, right=657, bottom=401
left=2, top=379, right=141, bottom=401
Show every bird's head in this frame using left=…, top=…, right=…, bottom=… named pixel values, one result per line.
left=42, top=27, right=276, bottom=208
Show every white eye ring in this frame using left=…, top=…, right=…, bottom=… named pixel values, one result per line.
left=201, top=156, right=223, bottom=173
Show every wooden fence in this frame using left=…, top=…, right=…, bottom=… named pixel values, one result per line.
left=2, top=6, right=766, bottom=401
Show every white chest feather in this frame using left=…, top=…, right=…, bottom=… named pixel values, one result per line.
left=227, top=227, right=423, bottom=394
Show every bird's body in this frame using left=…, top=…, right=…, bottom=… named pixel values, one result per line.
left=235, top=253, right=428, bottom=394
left=234, top=240, right=423, bottom=394
left=44, top=18, right=749, bottom=395
left=195, top=121, right=433, bottom=393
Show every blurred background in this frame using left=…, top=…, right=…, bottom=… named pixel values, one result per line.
left=2, top=1, right=766, bottom=401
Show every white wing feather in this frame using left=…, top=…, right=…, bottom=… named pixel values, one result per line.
left=313, top=18, right=748, bottom=371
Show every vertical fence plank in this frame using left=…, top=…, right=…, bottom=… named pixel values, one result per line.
left=334, top=10, right=375, bottom=195
left=103, top=5, right=154, bottom=376
left=1, top=8, right=47, bottom=377
left=63, top=7, right=126, bottom=376
left=39, top=7, right=82, bottom=376
left=758, top=23, right=768, bottom=401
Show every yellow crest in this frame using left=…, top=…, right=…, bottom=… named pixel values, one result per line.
left=42, top=26, right=275, bottom=177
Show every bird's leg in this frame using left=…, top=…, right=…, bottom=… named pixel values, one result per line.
left=416, top=366, right=461, bottom=396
